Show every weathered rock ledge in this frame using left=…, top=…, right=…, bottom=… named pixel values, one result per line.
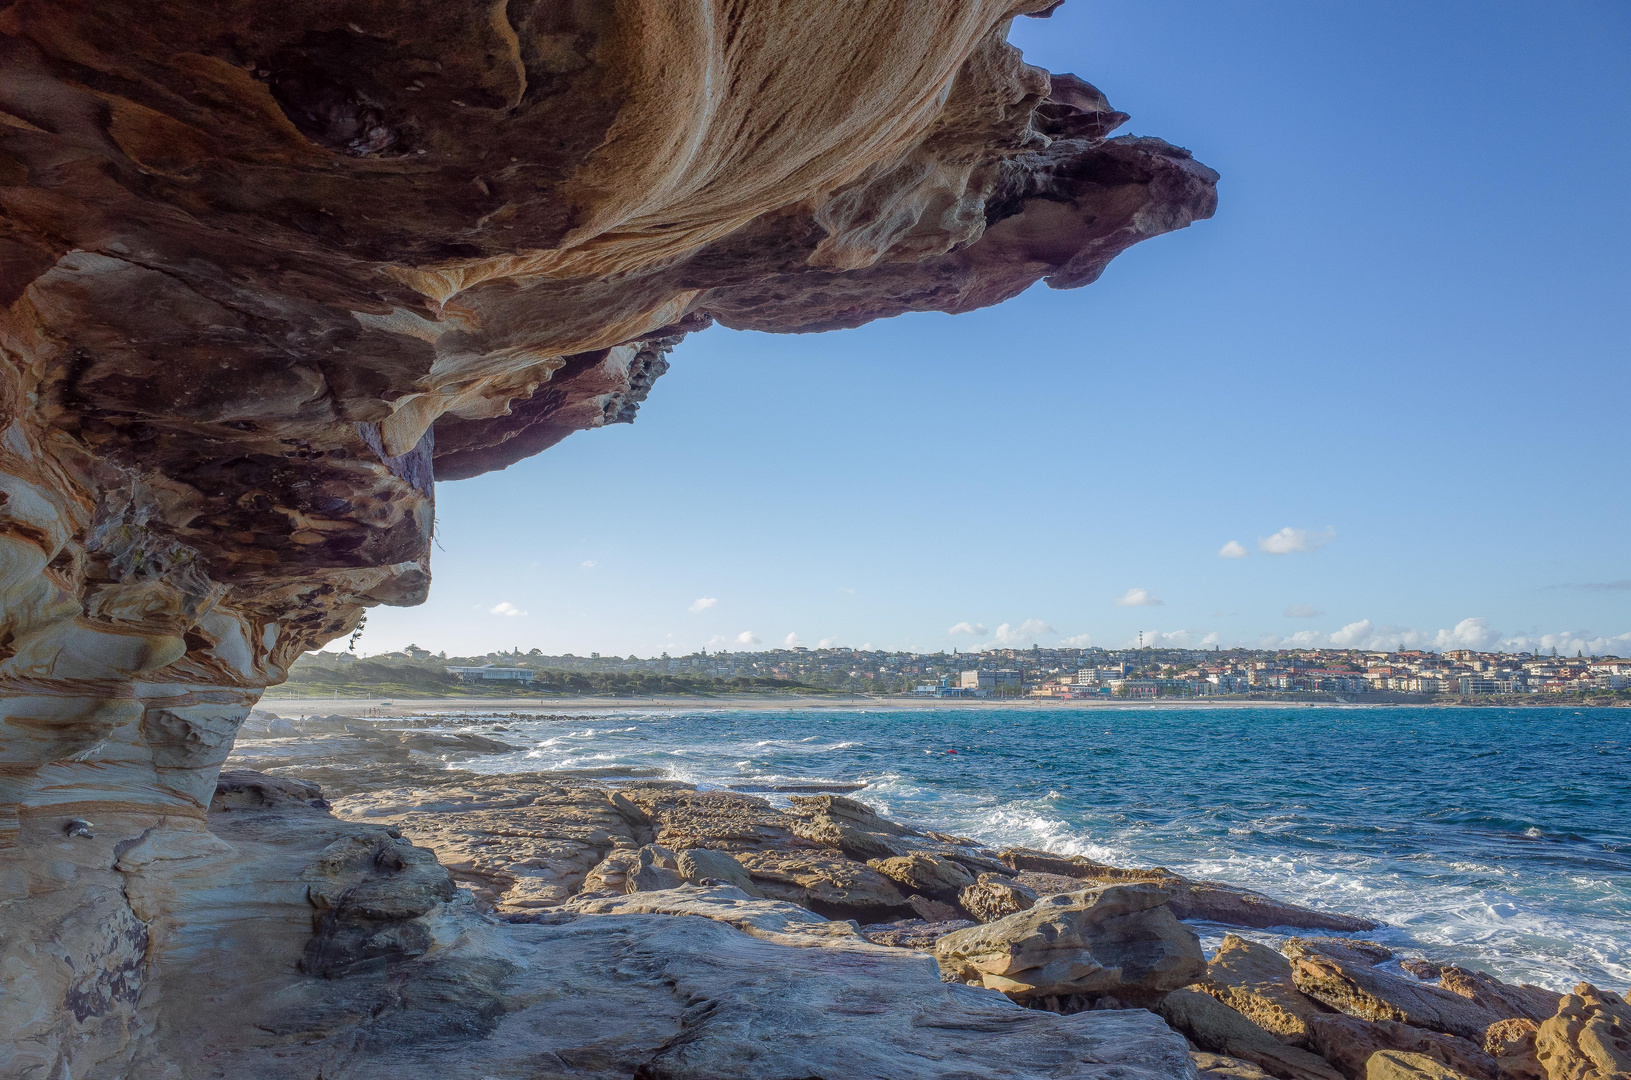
left=199, top=719, right=1615, bottom=1080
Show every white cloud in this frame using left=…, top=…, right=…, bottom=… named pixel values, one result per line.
left=1433, top=617, right=1502, bottom=651
left=1058, top=632, right=1093, bottom=648
left=1259, top=526, right=1337, bottom=555
left=490, top=602, right=526, bottom=617
left=948, top=621, right=989, bottom=636
left=1114, top=587, right=1163, bottom=607
left=1218, top=540, right=1249, bottom=559
left=818, top=637, right=839, bottom=649
left=1200, top=632, right=1221, bottom=646
left=1283, top=604, right=1324, bottom=618
left=689, top=597, right=718, bottom=613
left=783, top=632, right=803, bottom=647
left=1328, top=619, right=1375, bottom=648
left=580, top=560, right=597, bottom=569
left=988, top=619, right=1054, bottom=647
left=736, top=630, right=760, bottom=646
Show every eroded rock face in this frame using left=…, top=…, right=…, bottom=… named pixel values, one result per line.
left=1, top=2, right=1216, bottom=1071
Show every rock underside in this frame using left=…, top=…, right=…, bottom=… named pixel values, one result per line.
left=0, top=0, right=1227, bottom=1072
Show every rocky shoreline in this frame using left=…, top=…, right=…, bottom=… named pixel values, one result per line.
left=199, top=713, right=1631, bottom=1080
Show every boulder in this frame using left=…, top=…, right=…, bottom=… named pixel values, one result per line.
left=626, top=845, right=686, bottom=893
left=677, top=848, right=764, bottom=897
left=1200, top=933, right=1329, bottom=1045
left=300, top=832, right=458, bottom=978
left=1303, top=1014, right=1498, bottom=1080
left=935, top=883, right=1206, bottom=1007
left=1368, top=1051, right=1480, bottom=1080
left=961, top=873, right=1039, bottom=923
left=868, top=852, right=977, bottom=900
left=1158, top=988, right=1346, bottom=1080
left=1533, top=984, right=1631, bottom=1080
left=1287, top=945, right=1507, bottom=1042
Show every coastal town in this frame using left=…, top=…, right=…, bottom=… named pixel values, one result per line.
left=292, top=642, right=1631, bottom=702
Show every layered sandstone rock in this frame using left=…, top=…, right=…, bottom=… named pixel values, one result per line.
left=1, top=1, right=1217, bottom=1071
left=934, top=882, right=1207, bottom=1007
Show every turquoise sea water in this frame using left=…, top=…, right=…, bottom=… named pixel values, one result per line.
left=451, top=705, right=1630, bottom=991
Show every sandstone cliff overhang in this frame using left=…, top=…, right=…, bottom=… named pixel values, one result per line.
left=0, top=4, right=1214, bottom=1072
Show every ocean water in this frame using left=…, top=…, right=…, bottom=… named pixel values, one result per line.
left=445, top=705, right=1630, bottom=991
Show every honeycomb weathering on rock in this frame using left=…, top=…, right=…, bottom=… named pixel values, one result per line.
left=0, top=1, right=1215, bottom=1071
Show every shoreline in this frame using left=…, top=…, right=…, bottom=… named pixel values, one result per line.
left=254, top=693, right=1627, bottom=716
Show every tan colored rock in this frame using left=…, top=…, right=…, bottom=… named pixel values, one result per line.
left=936, top=883, right=1206, bottom=1006
left=677, top=847, right=763, bottom=897
left=1287, top=947, right=1508, bottom=1042
left=1287, top=939, right=1396, bottom=967
left=626, top=844, right=686, bottom=893
left=328, top=774, right=645, bottom=911
left=1533, top=984, right=1631, bottom=1080
left=869, top=851, right=977, bottom=900
left=1303, top=1014, right=1498, bottom=1080
left=1158, top=987, right=1346, bottom=1080
left=730, top=848, right=910, bottom=920
left=1200, top=933, right=1329, bottom=1045
left=1196, top=1053, right=1278, bottom=1080
left=1485, top=1018, right=1544, bottom=1080
left=1368, top=1051, right=1480, bottom=1080
left=961, top=873, right=1039, bottom=923
left=999, top=849, right=1376, bottom=932
left=1434, top=968, right=1562, bottom=1025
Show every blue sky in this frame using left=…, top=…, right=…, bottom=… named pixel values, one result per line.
left=359, top=1, right=1630, bottom=659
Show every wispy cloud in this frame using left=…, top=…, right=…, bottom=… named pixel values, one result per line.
left=689, top=597, right=717, bottom=613
left=1259, top=526, right=1337, bottom=555
left=948, top=621, right=988, bottom=636
left=1218, top=540, right=1249, bottom=559
left=580, top=560, right=597, bottom=569
left=490, top=601, right=526, bottom=617
left=736, top=630, right=761, bottom=646
left=1283, top=604, right=1324, bottom=618
left=1114, top=587, right=1163, bottom=607
left=783, top=632, right=803, bottom=647
left=1058, top=632, right=1093, bottom=648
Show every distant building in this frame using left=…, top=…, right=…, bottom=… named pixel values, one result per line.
left=446, top=665, right=536, bottom=684
left=959, top=670, right=1022, bottom=694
